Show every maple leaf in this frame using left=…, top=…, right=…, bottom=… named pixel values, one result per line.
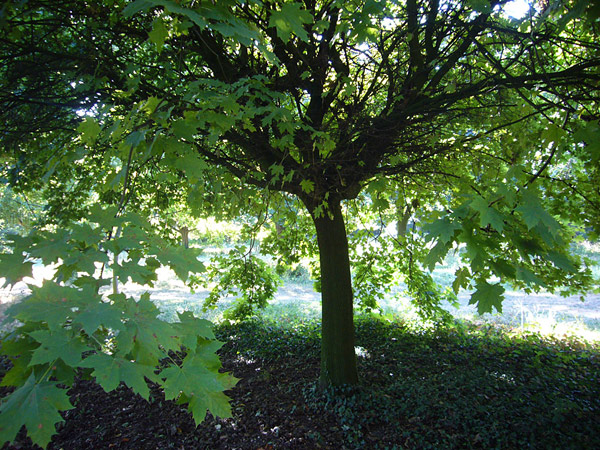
left=516, top=190, right=561, bottom=236
left=0, top=374, right=73, bottom=449
left=470, top=196, right=505, bottom=233
left=469, top=280, right=505, bottom=314
left=423, top=217, right=461, bottom=244
left=74, top=301, right=125, bottom=335
left=62, top=247, right=109, bottom=275
left=29, top=229, right=71, bottom=263
left=424, top=241, right=452, bottom=271
left=77, top=117, right=101, bottom=144
left=153, top=245, right=205, bottom=281
left=452, top=267, right=471, bottom=294
left=172, top=311, right=215, bottom=352
left=516, top=267, right=546, bottom=287
left=460, top=228, right=489, bottom=272
left=0, top=356, right=33, bottom=387
left=546, top=251, right=578, bottom=272
left=268, top=2, right=313, bottom=43
left=0, top=333, right=39, bottom=387
left=161, top=353, right=237, bottom=423
left=79, top=353, right=158, bottom=400
left=0, top=252, right=33, bottom=288
left=28, top=329, right=92, bottom=367
left=69, top=222, right=104, bottom=246
left=114, top=259, right=158, bottom=285
left=5, top=282, right=87, bottom=330
left=116, top=294, right=179, bottom=364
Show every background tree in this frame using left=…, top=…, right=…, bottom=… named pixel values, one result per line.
left=1, top=0, right=599, bottom=390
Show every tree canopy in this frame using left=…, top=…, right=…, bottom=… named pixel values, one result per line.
left=1, top=0, right=600, bottom=445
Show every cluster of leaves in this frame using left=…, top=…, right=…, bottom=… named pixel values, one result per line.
left=0, top=185, right=43, bottom=240
left=0, top=207, right=236, bottom=449
left=193, top=246, right=281, bottom=320
left=423, top=178, right=597, bottom=314
left=350, top=227, right=457, bottom=321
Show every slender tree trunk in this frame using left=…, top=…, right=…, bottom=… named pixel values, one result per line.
left=311, top=200, right=358, bottom=387
left=180, top=226, right=190, bottom=249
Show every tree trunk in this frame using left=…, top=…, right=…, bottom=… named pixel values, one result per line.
left=180, top=226, right=189, bottom=249
left=312, top=200, right=358, bottom=387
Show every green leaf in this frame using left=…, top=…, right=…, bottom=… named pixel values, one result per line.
left=424, top=241, right=451, bottom=271
left=0, top=252, right=32, bottom=288
left=87, top=204, right=121, bottom=228
left=470, top=196, right=504, bottom=232
left=300, top=179, right=315, bottom=194
left=114, top=259, right=158, bottom=285
left=116, top=294, right=180, bottom=364
left=70, top=222, right=104, bottom=246
left=193, top=339, right=225, bottom=371
left=173, top=152, right=208, bottom=180
left=542, top=123, right=566, bottom=145
left=161, top=353, right=236, bottom=423
left=423, top=217, right=461, bottom=244
left=78, top=118, right=102, bottom=144
left=171, top=118, right=198, bottom=140
left=516, top=190, right=561, bottom=235
left=79, top=353, right=157, bottom=400
left=469, top=280, right=505, bottom=314
left=124, top=0, right=208, bottom=29
left=153, top=245, right=205, bottom=281
left=452, top=267, right=471, bottom=294
left=516, top=266, right=546, bottom=287
left=546, top=251, right=577, bottom=272
left=63, top=247, right=109, bottom=276
left=149, top=18, right=168, bottom=52
left=29, top=229, right=71, bottom=263
left=574, top=121, right=600, bottom=162
left=0, top=374, right=73, bottom=449
left=172, top=311, right=215, bottom=352
left=268, top=3, right=313, bottom=43
left=0, top=334, right=39, bottom=387
left=74, top=301, right=125, bottom=335
left=0, top=356, right=33, bottom=387
left=460, top=227, right=490, bottom=271
left=5, top=282, right=87, bottom=330
left=468, top=0, right=492, bottom=14
left=122, top=0, right=154, bottom=17
left=489, top=259, right=516, bottom=279
left=28, top=329, right=92, bottom=367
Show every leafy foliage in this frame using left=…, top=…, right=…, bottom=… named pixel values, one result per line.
left=0, top=0, right=599, bottom=389
left=0, top=208, right=235, bottom=449
left=194, top=246, right=281, bottom=320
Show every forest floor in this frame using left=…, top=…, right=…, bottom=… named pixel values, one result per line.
left=1, top=316, right=599, bottom=449
left=1, top=264, right=600, bottom=449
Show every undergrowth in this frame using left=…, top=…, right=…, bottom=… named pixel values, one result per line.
left=215, top=314, right=600, bottom=449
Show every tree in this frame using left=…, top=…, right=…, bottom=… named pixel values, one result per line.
left=1, top=0, right=599, bottom=392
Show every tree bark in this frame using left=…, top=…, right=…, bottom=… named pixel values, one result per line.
left=311, top=200, right=358, bottom=387
left=180, top=226, right=189, bottom=249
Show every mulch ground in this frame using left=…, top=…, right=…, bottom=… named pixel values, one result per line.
left=1, top=358, right=352, bottom=450
left=0, top=343, right=376, bottom=449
